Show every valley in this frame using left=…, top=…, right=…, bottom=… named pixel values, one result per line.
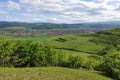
left=0, top=24, right=120, bottom=80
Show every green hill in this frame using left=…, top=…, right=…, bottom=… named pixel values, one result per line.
left=0, top=67, right=112, bottom=80
left=0, top=28, right=120, bottom=80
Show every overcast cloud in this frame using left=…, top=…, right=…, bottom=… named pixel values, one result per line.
left=0, top=0, right=120, bottom=23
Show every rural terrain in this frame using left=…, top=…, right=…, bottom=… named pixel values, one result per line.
left=0, top=21, right=120, bottom=80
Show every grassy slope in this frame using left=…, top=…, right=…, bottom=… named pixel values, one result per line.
left=0, top=28, right=120, bottom=80
left=6, top=34, right=105, bottom=51
left=39, top=35, right=106, bottom=54
left=0, top=67, right=112, bottom=80
left=7, top=34, right=106, bottom=58
left=5, top=34, right=106, bottom=58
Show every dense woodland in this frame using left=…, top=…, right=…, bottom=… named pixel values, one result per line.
left=0, top=28, right=120, bottom=80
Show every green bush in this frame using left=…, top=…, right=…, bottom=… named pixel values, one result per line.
left=0, top=40, right=61, bottom=67
left=101, top=52, right=120, bottom=80
left=67, top=55, right=86, bottom=68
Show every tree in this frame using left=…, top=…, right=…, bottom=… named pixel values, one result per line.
left=0, top=40, right=14, bottom=67
left=101, top=52, right=120, bottom=80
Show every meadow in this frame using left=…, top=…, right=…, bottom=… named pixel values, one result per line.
left=0, top=67, right=112, bottom=80
left=0, top=28, right=120, bottom=80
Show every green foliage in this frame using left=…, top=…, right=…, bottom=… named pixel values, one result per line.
left=0, top=39, right=88, bottom=68
left=67, top=55, right=87, bottom=68
left=85, top=55, right=102, bottom=70
left=0, top=39, right=60, bottom=67
left=55, top=38, right=67, bottom=42
left=100, top=52, right=120, bottom=80
left=0, top=38, right=94, bottom=69
left=98, top=46, right=116, bottom=55
left=0, top=28, right=120, bottom=80
left=0, top=40, right=14, bottom=67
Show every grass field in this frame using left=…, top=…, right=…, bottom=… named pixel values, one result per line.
left=2, top=34, right=106, bottom=60
left=0, top=67, right=113, bottom=80
left=1, top=28, right=119, bottom=80
left=45, top=35, right=105, bottom=54
left=7, top=34, right=106, bottom=54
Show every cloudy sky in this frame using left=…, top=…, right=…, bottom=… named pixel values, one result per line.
left=0, top=0, right=120, bottom=23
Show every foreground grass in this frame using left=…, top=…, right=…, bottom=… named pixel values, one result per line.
left=0, top=67, right=112, bottom=80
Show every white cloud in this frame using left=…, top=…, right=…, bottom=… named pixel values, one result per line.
left=7, top=1, right=21, bottom=10
left=94, top=0, right=112, bottom=4
left=0, top=0, right=120, bottom=23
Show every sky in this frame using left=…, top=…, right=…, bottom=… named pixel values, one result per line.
left=0, top=0, right=120, bottom=23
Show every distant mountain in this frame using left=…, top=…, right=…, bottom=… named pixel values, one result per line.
left=0, top=21, right=120, bottom=29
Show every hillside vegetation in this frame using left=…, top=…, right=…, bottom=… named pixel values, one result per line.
left=0, top=28, right=120, bottom=80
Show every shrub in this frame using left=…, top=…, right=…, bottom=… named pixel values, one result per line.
left=101, top=52, right=120, bottom=80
